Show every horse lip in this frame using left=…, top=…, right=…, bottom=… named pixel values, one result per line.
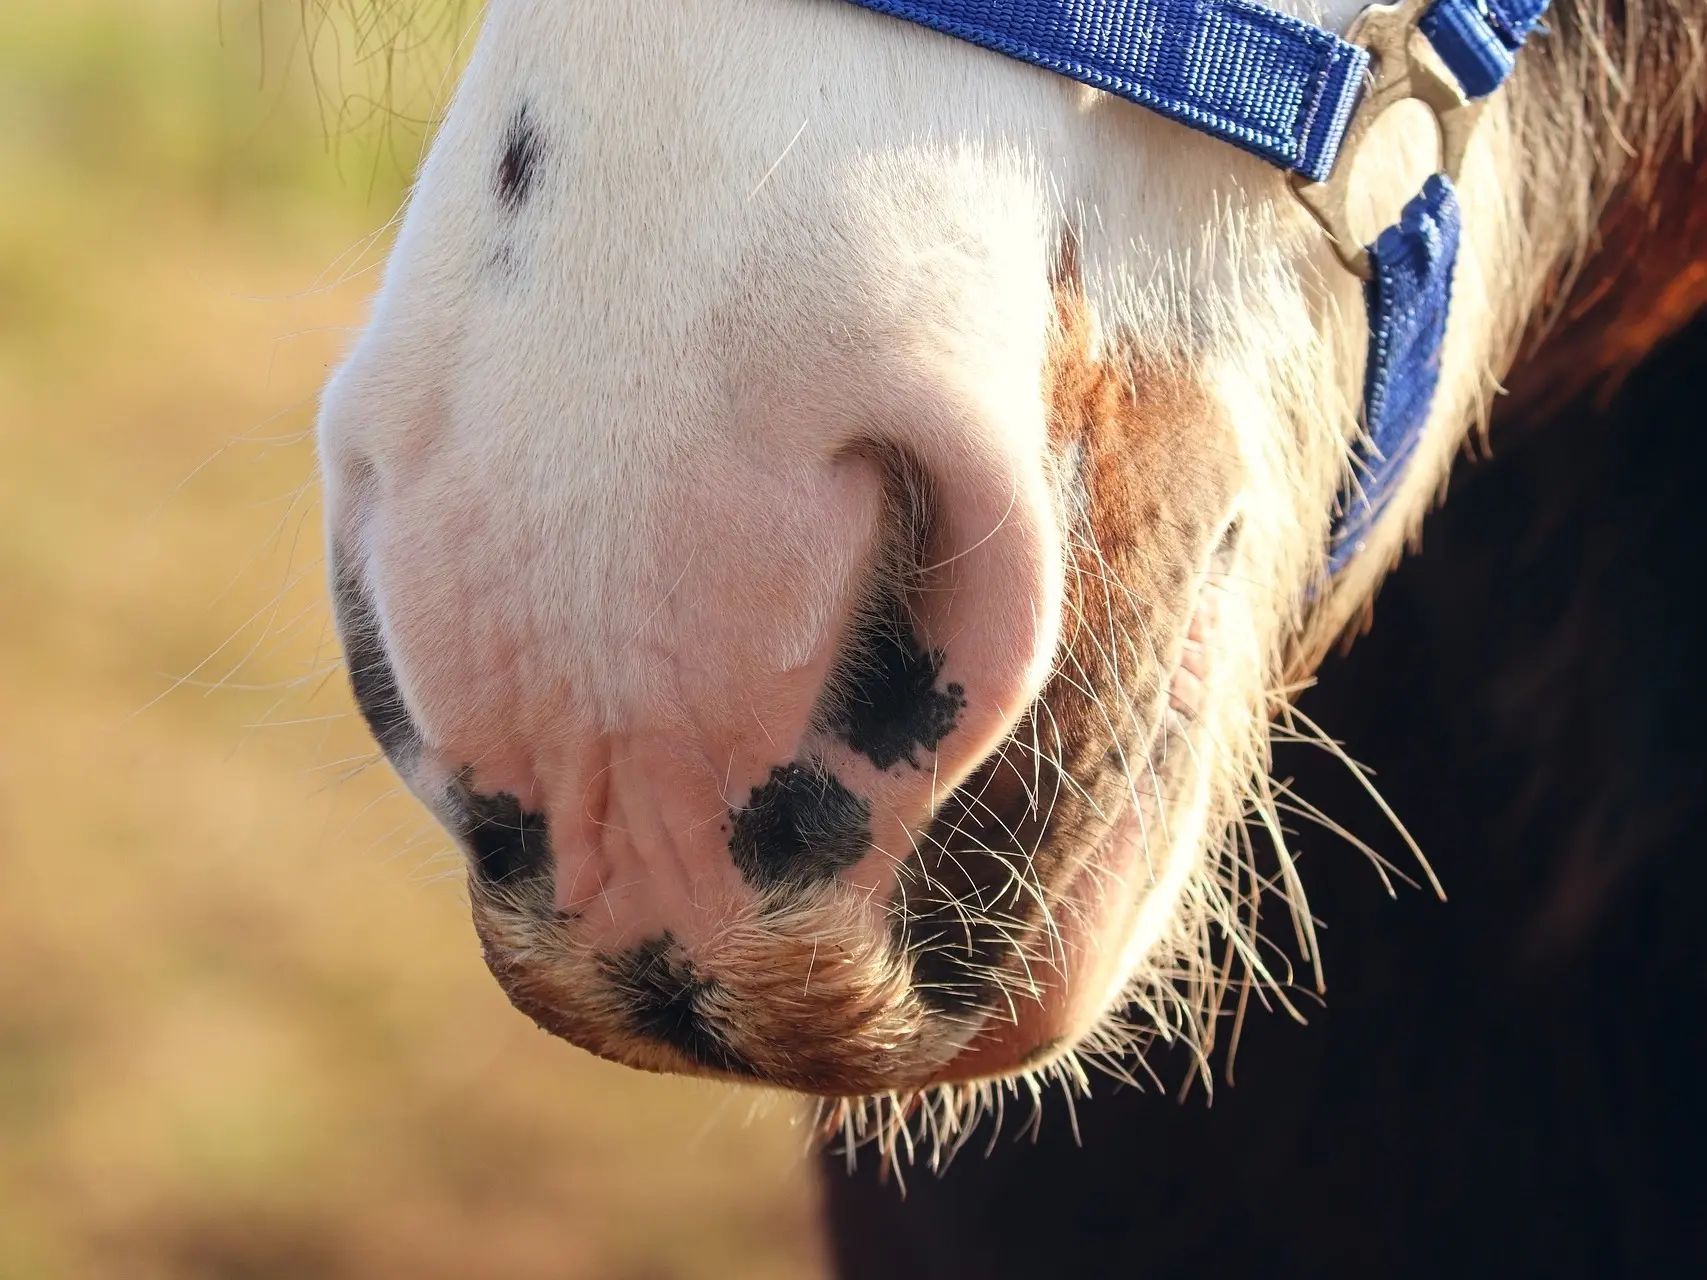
left=911, top=539, right=1231, bottom=1086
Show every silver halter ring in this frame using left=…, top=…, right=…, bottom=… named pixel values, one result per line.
left=1291, top=0, right=1484, bottom=279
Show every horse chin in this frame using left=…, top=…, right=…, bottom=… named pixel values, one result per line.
left=459, top=559, right=1233, bottom=1102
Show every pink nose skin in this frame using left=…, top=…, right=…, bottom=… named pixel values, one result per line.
left=331, top=409, right=1064, bottom=1054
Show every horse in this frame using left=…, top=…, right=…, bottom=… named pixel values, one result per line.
left=316, top=0, right=1707, bottom=1159
left=824, top=274, right=1707, bottom=1280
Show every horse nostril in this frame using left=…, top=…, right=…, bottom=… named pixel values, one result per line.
left=818, top=592, right=968, bottom=773
left=449, top=779, right=554, bottom=889
left=815, top=448, right=967, bottom=774
left=331, top=550, right=421, bottom=766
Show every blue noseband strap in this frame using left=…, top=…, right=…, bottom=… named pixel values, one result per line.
left=840, top=0, right=1547, bottom=573
left=842, top=0, right=1370, bottom=181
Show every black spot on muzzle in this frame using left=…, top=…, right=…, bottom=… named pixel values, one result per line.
left=496, top=104, right=542, bottom=209
left=729, top=763, right=871, bottom=889
left=822, top=597, right=966, bottom=771
left=448, top=781, right=553, bottom=888
left=604, top=936, right=757, bottom=1077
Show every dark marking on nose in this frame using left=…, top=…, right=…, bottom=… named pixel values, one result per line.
left=331, top=551, right=421, bottom=765
left=496, top=105, right=542, bottom=209
left=822, top=598, right=966, bottom=771
left=604, top=936, right=756, bottom=1077
left=729, top=764, right=871, bottom=888
left=450, top=783, right=553, bottom=887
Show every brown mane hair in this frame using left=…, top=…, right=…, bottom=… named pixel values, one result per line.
left=1508, top=0, right=1707, bottom=415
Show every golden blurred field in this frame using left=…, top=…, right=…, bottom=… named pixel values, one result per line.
left=0, top=3, right=824, bottom=1276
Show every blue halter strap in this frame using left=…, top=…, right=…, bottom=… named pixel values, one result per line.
left=840, top=0, right=1549, bottom=572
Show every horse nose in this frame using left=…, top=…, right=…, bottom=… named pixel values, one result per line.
left=479, top=438, right=1058, bottom=935
left=325, top=356, right=1067, bottom=1083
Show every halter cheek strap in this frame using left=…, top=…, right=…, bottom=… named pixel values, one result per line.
left=839, top=0, right=1549, bottom=572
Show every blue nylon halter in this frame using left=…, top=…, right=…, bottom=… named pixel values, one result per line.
left=840, top=0, right=1548, bottom=572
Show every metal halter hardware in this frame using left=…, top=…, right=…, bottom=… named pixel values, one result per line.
left=838, top=0, right=1546, bottom=569
left=1292, top=0, right=1485, bottom=279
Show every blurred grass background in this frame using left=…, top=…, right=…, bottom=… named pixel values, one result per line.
left=0, top=3, right=824, bottom=1276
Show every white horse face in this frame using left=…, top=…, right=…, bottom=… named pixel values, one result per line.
left=319, top=0, right=1520, bottom=1095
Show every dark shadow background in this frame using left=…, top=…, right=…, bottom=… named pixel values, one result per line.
left=825, top=309, right=1707, bottom=1278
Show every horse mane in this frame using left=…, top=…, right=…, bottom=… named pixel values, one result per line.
left=1510, top=0, right=1707, bottom=415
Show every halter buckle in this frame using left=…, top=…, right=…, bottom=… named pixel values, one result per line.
left=1291, top=0, right=1484, bottom=279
